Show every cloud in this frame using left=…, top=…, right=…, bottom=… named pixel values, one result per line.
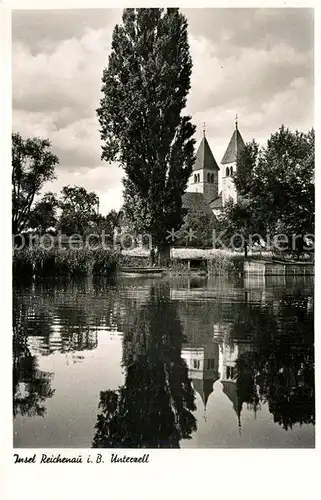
left=12, top=110, right=102, bottom=169
left=13, top=26, right=112, bottom=120
left=12, top=8, right=314, bottom=212
left=12, top=26, right=117, bottom=169
left=188, top=36, right=313, bottom=116
left=41, top=163, right=124, bottom=215
left=12, top=9, right=122, bottom=54
left=183, top=8, right=314, bottom=54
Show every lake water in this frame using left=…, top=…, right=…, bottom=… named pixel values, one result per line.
left=13, top=274, right=315, bottom=448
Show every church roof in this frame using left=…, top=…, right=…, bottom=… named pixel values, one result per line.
left=192, top=378, right=215, bottom=409
left=222, top=380, right=243, bottom=427
left=221, top=125, right=245, bottom=165
left=182, top=192, right=216, bottom=219
left=193, top=135, right=219, bottom=172
left=209, top=193, right=223, bottom=209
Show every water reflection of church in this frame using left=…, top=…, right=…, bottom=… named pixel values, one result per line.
left=181, top=343, right=219, bottom=409
left=181, top=329, right=254, bottom=426
left=218, top=338, right=254, bottom=427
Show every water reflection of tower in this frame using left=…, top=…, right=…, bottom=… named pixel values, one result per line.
left=181, top=342, right=219, bottom=412
left=217, top=336, right=254, bottom=430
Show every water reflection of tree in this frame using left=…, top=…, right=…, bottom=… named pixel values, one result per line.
left=228, top=294, right=314, bottom=430
left=92, top=284, right=197, bottom=448
left=13, top=298, right=55, bottom=417
left=12, top=279, right=120, bottom=355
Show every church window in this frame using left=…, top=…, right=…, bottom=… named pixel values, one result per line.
left=211, top=174, right=214, bottom=183
left=230, top=166, right=234, bottom=175
left=207, top=358, right=215, bottom=369
left=226, top=167, right=230, bottom=177
left=193, top=359, right=200, bottom=369
left=207, top=173, right=210, bottom=182
left=197, top=174, right=200, bottom=183
left=194, top=174, right=197, bottom=183
left=226, top=366, right=235, bottom=379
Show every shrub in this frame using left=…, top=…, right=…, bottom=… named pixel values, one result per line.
left=92, top=248, right=119, bottom=276
left=119, top=254, right=150, bottom=268
left=207, top=253, right=244, bottom=276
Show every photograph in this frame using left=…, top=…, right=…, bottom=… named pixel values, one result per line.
left=12, top=6, right=315, bottom=449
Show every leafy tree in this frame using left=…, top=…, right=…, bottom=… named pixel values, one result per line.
left=91, top=210, right=124, bottom=246
left=58, top=186, right=99, bottom=236
left=229, top=126, right=315, bottom=256
left=122, top=178, right=152, bottom=236
left=233, top=139, right=259, bottom=196
left=28, top=192, right=59, bottom=234
left=97, top=8, right=196, bottom=263
left=105, top=209, right=123, bottom=234
left=176, top=206, right=216, bottom=248
left=12, top=133, right=58, bottom=234
left=218, top=198, right=264, bottom=257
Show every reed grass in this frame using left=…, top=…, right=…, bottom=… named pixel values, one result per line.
left=13, top=246, right=120, bottom=280
left=207, top=252, right=244, bottom=276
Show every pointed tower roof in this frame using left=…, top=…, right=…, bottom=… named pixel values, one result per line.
left=221, top=118, right=245, bottom=165
left=222, top=380, right=243, bottom=430
left=192, top=378, right=216, bottom=410
left=193, top=132, right=219, bottom=172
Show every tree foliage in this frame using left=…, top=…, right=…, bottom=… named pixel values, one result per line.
left=28, top=192, right=59, bottom=234
left=176, top=206, right=216, bottom=248
left=58, top=186, right=99, bottom=236
left=218, top=198, right=265, bottom=256
left=12, top=133, right=58, bottom=234
left=122, top=178, right=153, bottom=235
left=223, top=126, right=314, bottom=255
left=97, top=8, right=196, bottom=257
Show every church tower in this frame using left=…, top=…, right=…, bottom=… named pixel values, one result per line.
left=187, top=128, right=219, bottom=205
left=221, top=117, right=245, bottom=206
left=181, top=342, right=220, bottom=412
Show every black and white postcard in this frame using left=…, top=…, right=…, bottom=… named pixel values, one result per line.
left=1, top=1, right=319, bottom=499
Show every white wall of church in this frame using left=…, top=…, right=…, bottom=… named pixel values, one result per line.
left=181, top=347, right=204, bottom=373
left=187, top=169, right=218, bottom=203
left=222, top=171, right=238, bottom=205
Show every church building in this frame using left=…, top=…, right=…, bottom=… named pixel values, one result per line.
left=185, top=118, right=245, bottom=218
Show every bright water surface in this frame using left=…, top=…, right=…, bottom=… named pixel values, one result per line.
left=13, top=274, right=314, bottom=448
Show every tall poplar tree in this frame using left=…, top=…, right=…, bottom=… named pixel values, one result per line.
left=97, top=8, right=196, bottom=263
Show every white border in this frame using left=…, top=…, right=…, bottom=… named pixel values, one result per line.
left=1, top=1, right=320, bottom=499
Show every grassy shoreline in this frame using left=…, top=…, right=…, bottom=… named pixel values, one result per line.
left=13, top=246, right=253, bottom=281
left=13, top=246, right=120, bottom=280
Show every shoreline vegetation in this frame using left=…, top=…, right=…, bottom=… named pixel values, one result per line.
left=12, top=245, right=256, bottom=280
left=13, top=246, right=120, bottom=280
left=121, top=248, right=247, bottom=276
left=13, top=244, right=314, bottom=282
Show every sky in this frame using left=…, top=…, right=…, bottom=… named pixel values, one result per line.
left=12, top=7, right=314, bottom=215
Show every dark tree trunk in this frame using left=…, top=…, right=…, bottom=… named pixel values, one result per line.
left=158, top=244, right=171, bottom=267
left=244, top=242, right=248, bottom=259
